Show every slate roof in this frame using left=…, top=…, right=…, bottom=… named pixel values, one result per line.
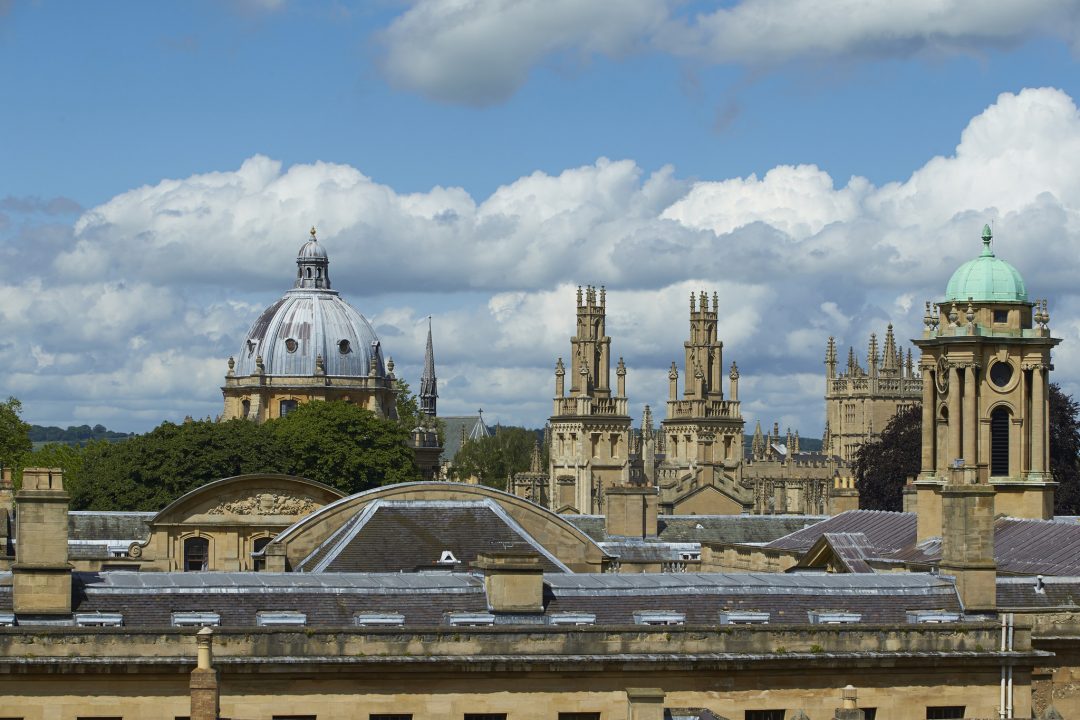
left=0, top=571, right=964, bottom=628
left=68, top=512, right=153, bottom=542
left=294, top=500, right=570, bottom=573
left=440, top=416, right=488, bottom=463
left=567, top=514, right=825, bottom=545
left=819, top=533, right=874, bottom=573
left=997, top=576, right=1080, bottom=610
left=764, top=510, right=916, bottom=553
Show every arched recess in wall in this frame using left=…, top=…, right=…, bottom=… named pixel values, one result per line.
left=990, top=405, right=1012, bottom=477
left=183, top=535, right=210, bottom=572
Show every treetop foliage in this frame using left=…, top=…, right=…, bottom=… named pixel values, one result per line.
left=22, top=401, right=420, bottom=511
left=0, top=397, right=32, bottom=470
left=451, top=426, right=543, bottom=490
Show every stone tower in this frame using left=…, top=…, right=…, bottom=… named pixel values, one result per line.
left=824, top=325, right=922, bottom=460
left=548, top=286, right=631, bottom=513
left=657, top=291, right=746, bottom=514
left=914, top=225, right=1060, bottom=522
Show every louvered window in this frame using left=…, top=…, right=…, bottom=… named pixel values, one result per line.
left=990, top=407, right=1010, bottom=476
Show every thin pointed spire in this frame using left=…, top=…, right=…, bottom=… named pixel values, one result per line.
left=419, top=316, right=438, bottom=417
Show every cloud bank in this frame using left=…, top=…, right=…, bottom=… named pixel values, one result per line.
left=5, top=87, right=1080, bottom=434
left=377, top=0, right=1080, bottom=105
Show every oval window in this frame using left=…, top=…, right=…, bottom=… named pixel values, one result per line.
left=285, top=338, right=298, bottom=354
left=990, top=361, right=1013, bottom=388
left=338, top=339, right=351, bottom=354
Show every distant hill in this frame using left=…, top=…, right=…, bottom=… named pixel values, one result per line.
left=29, top=424, right=134, bottom=448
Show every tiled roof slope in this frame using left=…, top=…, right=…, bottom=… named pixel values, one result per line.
left=567, top=514, right=825, bottom=544
left=296, top=500, right=567, bottom=573
left=997, top=576, right=1080, bottom=609
left=764, top=510, right=916, bottom=553
left=68, top=512, right=153, bottom=542
left=0, top=571, right=963, bottom=628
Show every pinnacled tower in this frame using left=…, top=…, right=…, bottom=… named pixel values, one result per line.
left=657, top=291, right=747, bottom=514
left=824, top=324, right=922, bottom=460
left=548, top=286, right=632, bottom=513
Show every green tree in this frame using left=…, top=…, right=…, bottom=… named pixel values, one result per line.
left=1050, top=383, right=1080, bottom=515
left=271, top=400, right=420, bottom=494
left=75, top=419, right=285, bottom=510
left=23, top=441, right=86, bottom=497
left=0, top=397, right=32, bottom=470
left=853, top=404, right=921, bottom=511
left=452, top=426, right=539, bottom=490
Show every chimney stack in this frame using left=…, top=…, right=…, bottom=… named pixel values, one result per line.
left=12, top=468, right=72, bottom=617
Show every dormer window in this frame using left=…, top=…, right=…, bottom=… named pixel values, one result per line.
left=339, top=339, right=351, bottom=354
left=993, top=309, right=1008, bottom=324
left=808, top=611, right=861, bottom=624
left=633, top=611, right=684, bottom=626
left=285, top=338, right=298, bottom=353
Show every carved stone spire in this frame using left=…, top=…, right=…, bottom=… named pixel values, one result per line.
left=420, top=317, right=438, bottom=418
left=752, top=421, right=765, bottom=460
left=825, top=337, right=837, bottom=379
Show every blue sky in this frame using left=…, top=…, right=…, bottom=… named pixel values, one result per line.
left=4, top=0, right=1080, bottom=434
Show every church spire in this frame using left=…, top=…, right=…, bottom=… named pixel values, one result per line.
left=420, top=317, right=438, bottom=418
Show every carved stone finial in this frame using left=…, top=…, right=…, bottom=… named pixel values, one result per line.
left=255, top=355, right=265, bottom=374
left=965, top=298, right=975, bottom=326
left=616, top=356, right=626, bottom=376
left=948, top=302, right=959, bottom=326
left=387, top=356, right=395, bottom=374
left=315, top=354, right=325, bottom=375
left=555, top=357, right=565, bottom=376
left=729, top=361, right=739, bottom=380
left=668, top=362, right=679, bottom=380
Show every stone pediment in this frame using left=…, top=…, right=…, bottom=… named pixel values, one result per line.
left=151, top=474, right=344, bottom=526
left=205, top=492, right=321, bottom=517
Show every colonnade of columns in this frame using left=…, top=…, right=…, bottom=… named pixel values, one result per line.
left=919, top=358, right=1049, bottom=481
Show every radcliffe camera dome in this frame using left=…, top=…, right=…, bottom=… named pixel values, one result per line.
left=232, top=229, right=384, bottom=379
left=944, top=224, right=1028, bottom=303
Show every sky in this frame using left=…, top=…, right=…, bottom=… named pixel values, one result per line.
left=3, top=0, right=1080, bottom=436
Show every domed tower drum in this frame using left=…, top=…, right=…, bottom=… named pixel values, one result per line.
left=221, top=228, right=397, bottom=422
left=913, top=225, right=1060, bottom=521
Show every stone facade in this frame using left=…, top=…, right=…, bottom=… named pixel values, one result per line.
left=824, top=325, right=922, bottom=461
left=548, top=286, right=632, bottom=513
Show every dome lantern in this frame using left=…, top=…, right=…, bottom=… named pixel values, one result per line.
left=295, top=226, right=331, bottom=290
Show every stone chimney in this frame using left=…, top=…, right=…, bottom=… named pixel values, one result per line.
left=12, top=468, right=72, bottom=616
left=940, top=482, right=997, bottom=611
left=605, top=485, right=658, bottom=539
left=833, top=684, right=864, bottom=720
left=473, top=551, right=545, bottom=614
left=190, top=627, right=220, bottom=720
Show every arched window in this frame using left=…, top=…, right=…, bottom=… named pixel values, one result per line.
left=251, top=536, right=273, bottom=571
left=990, top=407, right=1010, bottom=476
left=279, top=399, right=298, bottom=417
left=183, top=537, right=209, bottom=572
left=306, top=267, right=312, bottom=278
left=241, top=399, right=251, bottom=418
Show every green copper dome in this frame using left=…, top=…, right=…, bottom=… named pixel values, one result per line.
left=944, top=225, right=1028, bottom=303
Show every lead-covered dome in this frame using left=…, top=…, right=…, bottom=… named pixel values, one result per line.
left=945, top=225, right=1028, bottom=303
left=233, top=230, right=384, bottom=378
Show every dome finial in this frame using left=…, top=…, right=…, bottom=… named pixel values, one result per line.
left=310, top=226, right=317, bottom=239
left=981, top=223, right=993, bottom=256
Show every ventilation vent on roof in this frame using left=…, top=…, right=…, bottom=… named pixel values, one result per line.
left=808, top=611, right=861, bottom=625
left=355, top=612, right=405, bottom=627
left=171, top=612, right=221, bottom=628
left=446, top=612, right=495, bottom=627
left=549, top=612, right=596, bottom=626
left=633, top=610, right=685, bottom=626
left=75, top=612, right=123, bottom=627
left=438, top=550, right=459, bottom=565
left=256, top=611, right=307, bottom=627
left=1035, top=575, right=1046, bottom=594
left=719, top=611, right=769, bottom=625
